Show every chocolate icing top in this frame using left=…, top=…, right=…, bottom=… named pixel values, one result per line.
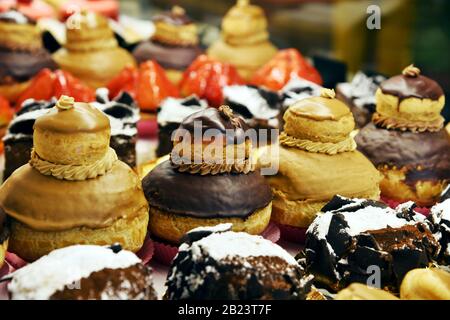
left=0, top=50, right=56, bottom=83
left=142, top=160, right=272, bottom=219
left=177, top=107, right=250, bottom=145
left=0, top=10, right=35, bottom=25
left=356, top=122, right=450, bottom=182
left=380, top=74, right=444, bottom=101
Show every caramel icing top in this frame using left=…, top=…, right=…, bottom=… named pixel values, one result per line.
left=0, top=162, right=148, bottom=231
left=35, top=98, right=110, bottom=134
left=288, top=89, right=351, bottom=121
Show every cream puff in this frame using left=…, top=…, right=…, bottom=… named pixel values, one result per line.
left=142, top=106, right=272, bottom=244
left=53, top=10, right=135, bottom=88
left=207, top=0, right=277, bottom=81
left=0, top=10, right=56, bottom=103
left=356, top=65, right=450, bottom=207
left=0, top=95, right=149, bottom=261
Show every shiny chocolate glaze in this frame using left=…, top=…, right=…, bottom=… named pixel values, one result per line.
left=177, top=107, right=250, bottom=145
left=142, top=160, right=272, bottom=219
left=356, top=122, right=450, bottom=185
left=50, top=264, right=157, bottom=300
left=0, top=49, right=56, bottom=84
left=380, top=74, right=443, bottom=101
left=132, top=40, right=202, bottom=70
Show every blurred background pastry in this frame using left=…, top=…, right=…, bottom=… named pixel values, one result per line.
left=142, top=106, right=272, bottom=245
left=335, top=283, right=398, bottom=300
left=301, top=195, right=440, bottom=292
left=400, top=268, right=450, bottom=300
left=132, top=6, right=202, bottom=85
left=165, top=224, right=312, bottom=300
left=53, top=10, right=135, bottom=88
left=336, top=71, right=386, bottom=128
left=0, top=0, right=55, bottom=21
left=156, top=95, right=207, bottom=157
left=356, top=65, right=449, bottom=207
left=0, top=10, right=56, bottom=103
left=5, top=244, right=157, bottom=300
left=0, top=95, right=149, bottom=261
left=207, top=0, right=277, bottom=81
left=260, top=89, right=380, bottom=241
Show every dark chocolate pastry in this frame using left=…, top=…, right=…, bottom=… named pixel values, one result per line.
left=428, top=199, right=450, bottom=265
left=2, top=90, right=139, bottom=180
left=156, top=95, right=208, bottom=157
left=336, top=71, right=385, bottom=127
left=302, top=195, right=440, bottom=292
left=142, top=160, right=272, bottom=219
left=6, top=245, right=157, bottom=300
left=165, top=224, right=313, bottom=300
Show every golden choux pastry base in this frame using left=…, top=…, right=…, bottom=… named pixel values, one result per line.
left=0, top=239, right=8, bottom=268
left=379, top=166, right=447, bottom=207
left=8, top=209, right=149, bottom=262
left=0, top=80, right=31, bottom=103
left=149, top=202, right=272, bottom=244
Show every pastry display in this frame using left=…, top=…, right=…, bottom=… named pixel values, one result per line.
left=142, top=106, right=272, bottom=244
left=107, top=61, right=179, bottom=113
left=15, top=68, right=95, bottom=107
left=0, top=0, right=55, bottom=21
left=53, top=10, right=135, bottom=88
left=302, top=195, right=440, bottom=292
left=0, top=10, right=57, bottom=103
left=132, top=6, right=202, bottom=85
left=156, top=95, right=208, bottom=157
left=179, top=55, right=244, bottom=107
left=260, top=89, right=381, bottom=240
left=3, top=90, right=139, bottom=180
left=0, top=95, right=149, bottom=261
left=5, top=244, right=157, bottom=300
left=356, top=65, right=450, bottom=207
left=429, top=198, right=450, bottom=264
left=400, top=268, right=450, bottom=300
left=207, top=0, right=277, bottom=81
left=336, top=71, right=386, bottom=127
left=223, top=84, right=282, bottom=138
left=165, top=224, right=312, bottom=300
left=251, top=48, right=322, bottom=91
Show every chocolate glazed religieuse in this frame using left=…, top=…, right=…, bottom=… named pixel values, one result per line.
left=142, top=106, right=273, bottom=244
left=0, top=96, right=149, bottom=261
left=259, top=88, right=381, bottom=236
left=356, top=65, right=450, bottom=206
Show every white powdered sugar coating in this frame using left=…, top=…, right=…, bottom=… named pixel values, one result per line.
left=3, top=108, right=51, bottom=140
left=431, top=199, right=450, bottom=222
left=222, top=85, right=279, bottom=120
left=157, top=96, right=208, bottom=125
left=281, top=75, right=322, bottom=107
left=188, top=223, right=232, bottom=234
left=182, top=231, right=297, bottom=265
left=337, top=71, right=385, bottom=109
left=8, top=245, right=141, bottom=300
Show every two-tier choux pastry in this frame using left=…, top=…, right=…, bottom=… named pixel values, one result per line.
left=0, top=95, right=149, bottom=261
left=53, top=10, right=136, bottom=88
left=356, top=65, right=450, bottom=206
left=0, top=10, right=56, bottom=102
left=260, top=89, right=381, bottom=234
left=142, top=106, right=272, bottom=244
left=132, top=6, right=202, bottom=85
left=207, top=0, right=277, bottom=81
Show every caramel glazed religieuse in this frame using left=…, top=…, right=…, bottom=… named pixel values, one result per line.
left=0, top=96, right=149, bottom=261
left=356, top=65, right=450, bottom=206
left=259, top=88, right=381, bottom=231
left=142, top=106, right=273, bottom=244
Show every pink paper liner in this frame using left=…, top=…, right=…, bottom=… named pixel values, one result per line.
left=380, top=196, right=431, bottom=216
left=278, top=224, right=307, bottom=244
left=5, top=252, right=27, bottom=270
left=0, top=261, right=14, bottom=300
left=137, top=118, right=158, bottom=139
left=153, top=223, right=283, bottom=266
left=136, top=236, right=155, bottom=265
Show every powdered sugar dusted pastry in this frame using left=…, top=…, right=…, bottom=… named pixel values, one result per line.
left=302, top=195, right=440, bottom=292
left=429, top=199, right=450, bottom=264
left=6, top=244, right=156, bottom=300
left=165, top=224, right=312, bottom=299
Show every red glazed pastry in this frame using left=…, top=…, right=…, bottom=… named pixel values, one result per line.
left=0, top=0, right=55, bottom=20
left=179, top=55, right=244, bottom=106
left=107, top=61, right=179, bottom=113
left=251, top=48, right=322, bottom=91
left=59, top=0, right=119, bottom=21
left=16, top=68, right=95, bottom=107
left=0, top=95, right=14, bottom=154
